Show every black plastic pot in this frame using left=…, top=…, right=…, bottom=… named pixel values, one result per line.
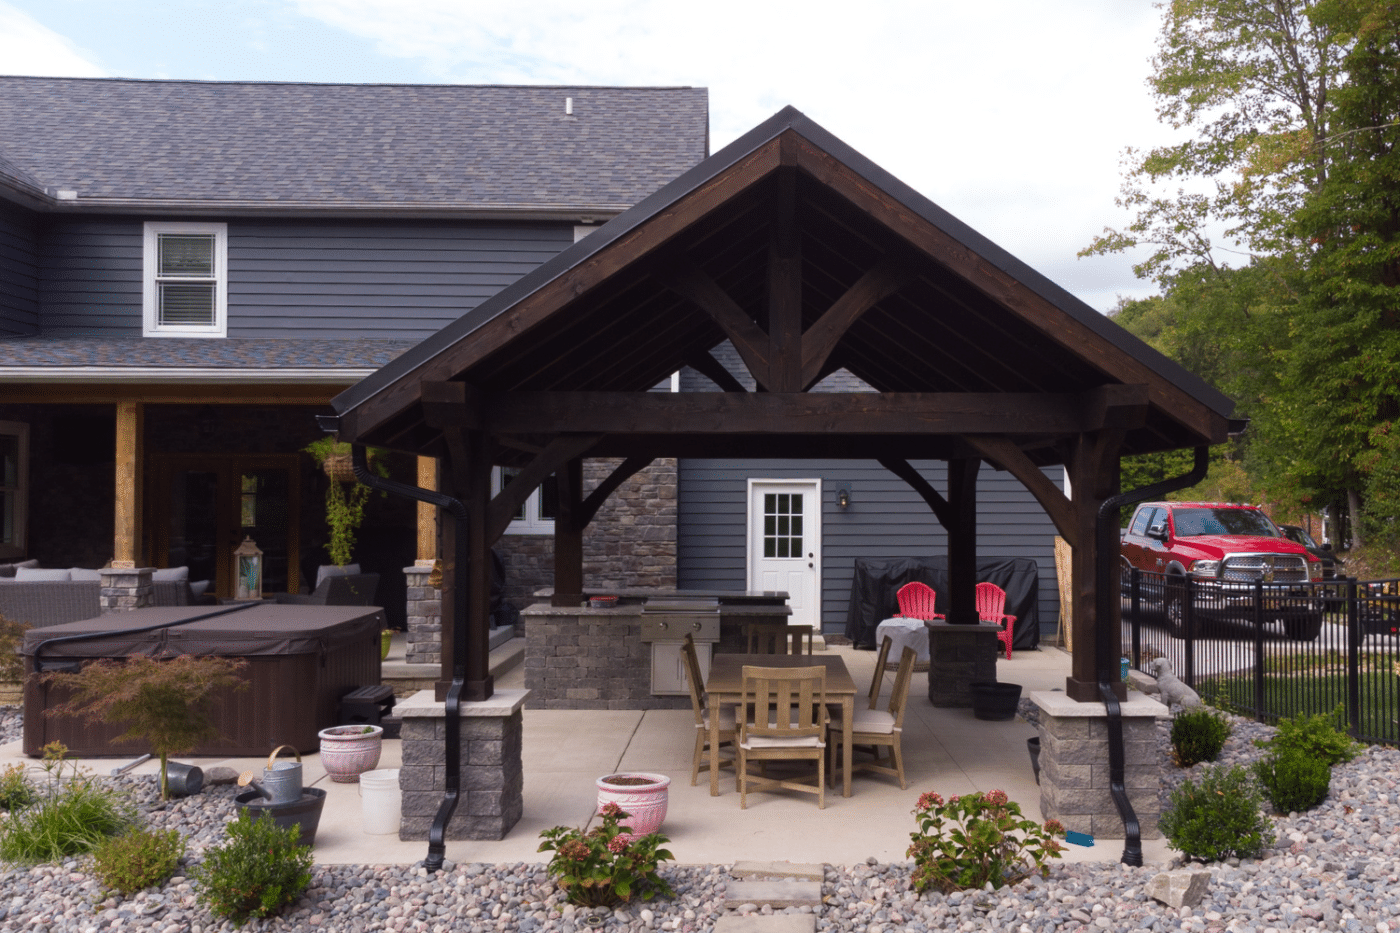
left=1026, top=736, right=1041, bottom=785
left=165, top=761, right=203, bottom=798
left=234, top=787, right=326, bottom=846
left=969, top=681, right=1022, bottom=721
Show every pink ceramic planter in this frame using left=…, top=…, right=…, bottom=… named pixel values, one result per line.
left=318, top=724, right=384, bottom=783
left=596, top=772, right=670, bottom=839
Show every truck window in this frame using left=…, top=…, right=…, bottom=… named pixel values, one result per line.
left=1172, top=507, right=1278, bottom=538
left=1129, top=507, right=1151, bottom=536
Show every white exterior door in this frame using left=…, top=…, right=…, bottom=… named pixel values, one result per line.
left=747, top=479, right=821, bottom=629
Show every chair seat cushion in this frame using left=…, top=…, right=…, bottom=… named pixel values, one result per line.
left=833, top=708, right=897, bottom=735
left=741, top=735, right=825, bottom=749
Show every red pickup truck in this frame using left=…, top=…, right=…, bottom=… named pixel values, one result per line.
left=1120, top=501, right=1325, bottom=641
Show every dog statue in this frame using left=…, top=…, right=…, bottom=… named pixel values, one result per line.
left=1148, top=658, right=1203, bottom=709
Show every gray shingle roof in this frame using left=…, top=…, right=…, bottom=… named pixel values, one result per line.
left=0, top=337, right=416, bottom=370
left=0, top=77, right=708, bottom=212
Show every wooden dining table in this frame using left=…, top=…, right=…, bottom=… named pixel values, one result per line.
left=704, top=653, right=858, bottom=798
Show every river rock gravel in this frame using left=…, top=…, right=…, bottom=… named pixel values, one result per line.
left=2, top=705, right=1399, bottom=933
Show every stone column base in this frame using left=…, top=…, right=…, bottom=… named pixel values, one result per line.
left=99, top=567, right=154, bottom=612
left=924, top=620, right=1004, bottom=707
left=1032, top=690, right=1168, bottom=839
left=396, top=688, right=529, bottom=840
left=403, top=567, right=442, bottom=665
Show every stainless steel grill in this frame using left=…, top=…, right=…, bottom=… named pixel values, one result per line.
left=1220, top=554, right=1309, bottom=584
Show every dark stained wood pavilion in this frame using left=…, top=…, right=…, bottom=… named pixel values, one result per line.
left=329, top=107, right=1235, bottom=706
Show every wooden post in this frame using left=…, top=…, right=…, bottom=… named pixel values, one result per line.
left=112, top=401, right=144, bottom=569
left=438, top=429, right=493, bottom=702
left=1064, top=432, right=1126, bottom=702
left=415, top=456, right=437, bottom=567
left=551, top=457, right=584, bottom=607
left=767, top=166, right=803, bottom=393
left=945, top=458, right=980, bottom=624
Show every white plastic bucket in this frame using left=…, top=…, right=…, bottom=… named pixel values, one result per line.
left=359, top=768, right=401, bottom=835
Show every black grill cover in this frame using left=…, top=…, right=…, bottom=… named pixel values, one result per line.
left=844, top=557, right=1040, bottom=649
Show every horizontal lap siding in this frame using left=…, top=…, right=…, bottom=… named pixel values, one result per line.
left=0, top=203, right=40, bottom=335
left=678, top=459, right=1062, bottom=634
left=227, top=222, right=573, bottom=339
left=34, top=218, right=572, bottom=337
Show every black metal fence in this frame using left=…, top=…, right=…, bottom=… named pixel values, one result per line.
left=1121, top=569, right=1400, bottom=745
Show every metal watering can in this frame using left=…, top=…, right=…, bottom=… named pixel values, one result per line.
left=237, top=745, right=303, bottom=805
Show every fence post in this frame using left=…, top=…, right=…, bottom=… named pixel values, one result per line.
left=1253, top=578, right=1266, bottom=723
left=1184, top=575, right=1195, bottom=689
left=1130, top=567, right=1141, bottom=671
left=1347, top=577, right=1360, bottom=740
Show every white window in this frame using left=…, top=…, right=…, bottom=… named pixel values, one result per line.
left=143, top=222, right=228, bottom=336
left=0, top=422, right=28, bottom=560
left=494, top=466, right=557, bottom=534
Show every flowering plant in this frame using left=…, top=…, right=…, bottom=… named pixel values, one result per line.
left=907, top=790, right=1065, bottom=894
left=538, top=803, right=675, bottom=907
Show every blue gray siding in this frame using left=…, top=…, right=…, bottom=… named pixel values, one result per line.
left=0, top=202, right=39, bottom=336
left=34, top=218, right=574, bottom=337
left=677, top=459, right=1063, bottom=634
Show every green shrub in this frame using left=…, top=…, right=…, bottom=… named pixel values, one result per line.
left=538, top=802, right=674, bottom=908
left=906, top=789, right=1065, bottom=893
left=1254, top=749, right=1331, bottom=813
left=0, top=744, right=136, bottom=864
left=1170, top=707, right=1232, bottom=767
left=193, top=812, right=313, bottom=925
left=1260, top=704, right=1360, bottom=766
left=0, top=763, right=35, bottom=812
left=1159, top=765, right=1275, bottom=862
left=91, top=828, right=185, bottom=895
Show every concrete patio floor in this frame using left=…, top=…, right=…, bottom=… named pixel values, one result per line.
left=0, top=641, right=1175, bottom=868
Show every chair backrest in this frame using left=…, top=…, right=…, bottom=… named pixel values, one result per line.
left=896, top=581, right=939, bottom=620
left=869, top=635, right=893, bottom=709
left=325, top=573, right=381, bottom=606
left=740, top=665, right=827, bottom=740
left=746, top=622, right=813, bottom=655
left=886, top=646, right=917, bottom=729
left=975, top=582, right=1007, bottom=622
left=681, top=633, right=706, bottom=726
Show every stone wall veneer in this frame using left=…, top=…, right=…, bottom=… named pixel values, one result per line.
left=403, top=567, right=442, bottom=664
left=100, top=567, right=153, bottom=612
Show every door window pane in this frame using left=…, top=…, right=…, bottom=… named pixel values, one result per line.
left=762, top=491, right=803, bottom=559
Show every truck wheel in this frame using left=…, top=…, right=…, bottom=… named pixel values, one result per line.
left=1282, top=611, right=1323, bottom=642
left=1164, top=579, right=1187, bottom=638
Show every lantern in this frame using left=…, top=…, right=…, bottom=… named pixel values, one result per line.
left=233, top=536, right=263, bottom=600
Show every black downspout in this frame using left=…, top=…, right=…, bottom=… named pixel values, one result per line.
left=1095, top=445, right=1209, bottom=866
left=335, top=434, right=469, bottom=873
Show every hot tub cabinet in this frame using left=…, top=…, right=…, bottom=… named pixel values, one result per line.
left=523, top=590, right=790, bottom=710
left=22, top=604, right=383, bottom=757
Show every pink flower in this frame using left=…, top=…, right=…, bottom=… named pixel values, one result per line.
left=607, top=835, right=631, bottom=854
left=984, top=790, right=1009, bottom=807
left=601, top=802, right=626, bottom=819
left=1044, top=819, right=1065, bottom=835
left=916, top=792, right=944, bottom=811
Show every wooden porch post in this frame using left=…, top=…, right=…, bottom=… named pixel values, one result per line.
left=1064, top=431, right=1126, bottom=702
left=438, top=429, right=493, bottom=702
left=945, top=457, right=980, bottom=624
left=112, top=400, right=144, bottom=569
left=551, top=457, right=585, bottom=607
left=415, top=456, right=437, bottom=567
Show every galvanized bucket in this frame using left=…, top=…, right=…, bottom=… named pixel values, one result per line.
left=262, top=745, right=303, bottom=805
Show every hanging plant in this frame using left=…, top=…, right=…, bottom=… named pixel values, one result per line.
left=302, top=439, right=389, bottom=567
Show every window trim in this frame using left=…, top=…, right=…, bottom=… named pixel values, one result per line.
left=142, top=221, right=228, bottom=337
left=0, top=421, right=29, bottom=560
left=493, top=466, right=556, bottom=535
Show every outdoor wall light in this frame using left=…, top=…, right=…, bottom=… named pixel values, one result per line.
left=838, top=487, right=851, bottom=508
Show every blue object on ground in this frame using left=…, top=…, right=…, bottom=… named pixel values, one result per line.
left=1065, top=831, right=1094, bottom=847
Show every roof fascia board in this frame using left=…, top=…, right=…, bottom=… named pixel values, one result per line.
left=0, top=367, right=372, bottom=384
left=14, top=198, right=626, bottom=222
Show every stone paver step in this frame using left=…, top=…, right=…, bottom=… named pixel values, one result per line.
left=715, top=917, right=816, bottom=933
left=724, top=880, right=823, bottom=910
left=730, top=861, right=825, bottom=882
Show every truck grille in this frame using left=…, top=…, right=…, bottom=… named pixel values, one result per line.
left=1220, top=554, right=1309, bottom=585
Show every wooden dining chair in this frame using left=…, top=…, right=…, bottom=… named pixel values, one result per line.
left=895, top=581, right=944, bottom=620
left=737, top=665, right=828, bottom=809
left=745, top=622, right=814, bottom=655
left=681, top=633, right=735, bottom=786
left=976, top=582, right=1016, bottom=660
left=828, top=646, right=916, bottom=789
left=868, top=635, right=893, bottom=709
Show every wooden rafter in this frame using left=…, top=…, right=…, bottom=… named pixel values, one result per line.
left=660, top=263, right=772, bottom=390
left=578, top=456, right=654, bottom=527
left=877, top=457, right=952, bottom=528
left=963, top=434, right=1076, bottom=547
left=800, top=258, right=911, bottom=389
left=684, top=350, right=749, bottom=392
left=484, top=434, right=601, bottom=544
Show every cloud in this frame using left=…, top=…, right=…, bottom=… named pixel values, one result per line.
left=0, top=1, right=105, bottom=77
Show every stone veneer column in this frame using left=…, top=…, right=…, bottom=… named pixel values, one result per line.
left=396, top=688, right=529, bottom=840
left=99, top=567, right=154, bottom=612
left=923, top=620, right=1004, bottom=707
left=403, top=566, right=442, bottom=665
left=1032, top=690, right=1168, bottom=839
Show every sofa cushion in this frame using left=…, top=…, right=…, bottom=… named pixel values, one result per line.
left=316, top=563, right=360, bottom=588
left=16, top=567, right=71, bottom=581
left=0, top=559, right=39, bottom=577
left=69, top=567, right=103, bottom=581
left=152, top=566, right=190, bottom=582
left=190, top=580, right=211, bottom=600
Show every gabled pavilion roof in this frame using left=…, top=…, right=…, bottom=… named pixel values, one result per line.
left=332, top=107, right=1234, bottom=465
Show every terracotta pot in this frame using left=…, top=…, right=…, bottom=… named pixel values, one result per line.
left=318, top=724, right=384, bottom=782
left=596, top=772, right=670, bottom=839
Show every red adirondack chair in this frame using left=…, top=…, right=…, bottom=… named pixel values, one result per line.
left=895, top=581, right=944, bottom=621
left=976, top=582, right=1016, bottom=659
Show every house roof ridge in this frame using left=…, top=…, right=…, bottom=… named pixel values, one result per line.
left=0, top=74, right=703, bottom=91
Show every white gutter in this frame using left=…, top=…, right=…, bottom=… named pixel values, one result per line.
left=0, top=367, right=376, bottom=384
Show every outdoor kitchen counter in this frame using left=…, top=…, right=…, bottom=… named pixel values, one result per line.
left=521, top=595, right=791, bottom=710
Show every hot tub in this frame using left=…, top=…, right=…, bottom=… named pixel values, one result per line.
left=22, top=603, right=383, bottom=757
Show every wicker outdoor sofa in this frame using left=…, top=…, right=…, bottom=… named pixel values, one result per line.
left=0, top=563, right=207, bottom=629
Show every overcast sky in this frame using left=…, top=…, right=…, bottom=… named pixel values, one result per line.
left=0, top=0, right=1180, bottom=312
